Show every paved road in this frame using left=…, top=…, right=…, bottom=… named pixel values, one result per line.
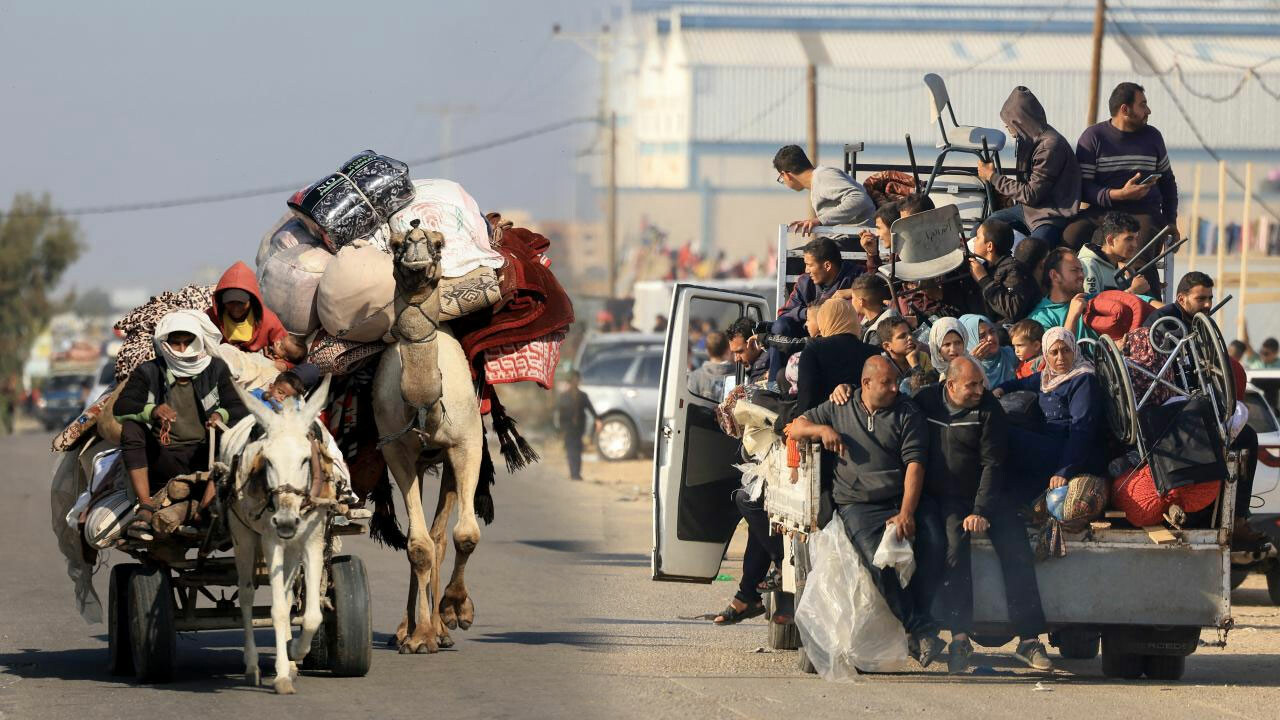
left=4, top=433, right=1280, bottom=719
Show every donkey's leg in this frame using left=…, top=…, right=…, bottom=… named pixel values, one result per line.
left=386, top=443, right=438, bottom=654
left=265, top=539, right=297, bottom=694
left=429, top=467, right=457, bottom=645
left=440, top=440, right=482, bottom=631
left=232, top=520, right=260, bottom=686
left=288, top=519, right=325, bottom=666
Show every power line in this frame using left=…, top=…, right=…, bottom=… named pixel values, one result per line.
left=0, top=116, right=599, bottom=219
left=1108, top=14, right=1280, bottom=222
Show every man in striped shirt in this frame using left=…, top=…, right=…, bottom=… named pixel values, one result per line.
left=1063, top=82, right=1179, bottom=294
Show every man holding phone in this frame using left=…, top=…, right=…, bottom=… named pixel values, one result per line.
left=1064, top=82, right=1180, bottom=294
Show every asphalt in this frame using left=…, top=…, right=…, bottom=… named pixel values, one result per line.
left=2, top=432, right=1279, bottom=719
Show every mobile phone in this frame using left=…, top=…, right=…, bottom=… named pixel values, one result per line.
left=1139, top=173, right=1162, bottom=185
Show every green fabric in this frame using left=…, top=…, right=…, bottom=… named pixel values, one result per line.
left=115, top=402, right=155, bottom=425
left=164, top=380, right=205, bottom=446
left=1244, top=356, right=1280, bottom=370
left=1028, top=296, right=1097, bottom=340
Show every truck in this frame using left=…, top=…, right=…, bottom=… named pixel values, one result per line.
left=651, top=218, right=1244, bottom=681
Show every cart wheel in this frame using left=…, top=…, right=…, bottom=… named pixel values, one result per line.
left=1096, top=334, right=1137, bottom=446
left=1143, top=654, right=1186, bottom=681
left=1051, top=629, right=1100, bottom=660
left=108, top=564, right=140, bottom=676
left=1267, top=565, right=1280, bottom=606
left=792, top=539, right=816, bottom=674
left=1192, top=313, right=1235, bottom=424
left=766, top=592, right=799, bottom=651
left=300, top=624, right=331, bottom=672
left=128, top=566, right=176, bottom=683
left=327, top=555, right=371, bottom=677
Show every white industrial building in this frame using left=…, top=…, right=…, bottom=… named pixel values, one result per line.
left=586, top=0, right=1280, bottom=265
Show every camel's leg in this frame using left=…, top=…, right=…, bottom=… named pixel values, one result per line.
left=386, top=443, right=439, bottom=654
left=232, top=522, right=260, bottom=687
left=429, top=467, right=457, bottom=646
left=265, top=539, right=297, bottom=694
left=288, top=521, right=325, bottom=667
left=440, top=442, right=482, bottom=631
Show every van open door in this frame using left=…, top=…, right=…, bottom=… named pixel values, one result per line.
left=652, top=284, right=768, bottom=582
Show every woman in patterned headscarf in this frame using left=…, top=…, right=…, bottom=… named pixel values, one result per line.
left=995, top=327, right=1104, bottom=504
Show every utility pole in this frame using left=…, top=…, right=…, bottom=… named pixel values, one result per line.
left=414, top=103, right=487, bottom=179
left=554, top=23, right=616, bottom=296
left=1086, top=0, right=1107, bottom=125
left=806, top=63, right=818, bottom=219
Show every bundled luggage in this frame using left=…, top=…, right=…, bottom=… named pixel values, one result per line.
left=288, top=150, right=415, bottom=251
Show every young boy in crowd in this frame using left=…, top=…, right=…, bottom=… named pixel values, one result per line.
left=1009, top=319, right=1045, bottom=379
left=879, top=316, right=930, bottom=395
left=849, top=274, right=900, bottom=346
left=251, top=371, right=306, bottom=411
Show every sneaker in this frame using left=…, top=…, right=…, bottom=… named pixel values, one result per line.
left=1014, top=639, right=1054, bottom=671
left=913, top=632, right=945, bottom=669
left=947, top=637, right=973, bottom=674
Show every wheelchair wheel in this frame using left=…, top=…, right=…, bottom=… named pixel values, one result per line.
left=1192, top=313, right=1235, bottom=424
left=1096, top=334, right=1137, bottom=446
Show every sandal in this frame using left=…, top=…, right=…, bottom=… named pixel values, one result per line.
left=757, top=567, right=782, bottom=593
left=713, top=600, right=765, bottom=625
left=127, top=504, right=156, bottom=542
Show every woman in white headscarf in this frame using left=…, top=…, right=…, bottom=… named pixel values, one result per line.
left=114, top=310, right=249, bottom=540
left=994, top=327, right=1104, bottom=504
left=927, top=317, right=970, bottom=381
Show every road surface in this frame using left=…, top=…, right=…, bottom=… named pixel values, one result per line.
left=3, top=433, right=1279, bottom=719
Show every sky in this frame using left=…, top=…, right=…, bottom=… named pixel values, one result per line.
left=0, top=0, right=615, bottom=294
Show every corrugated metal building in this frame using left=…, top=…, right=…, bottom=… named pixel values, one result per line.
left=598, top=0, right=1280, bottom=258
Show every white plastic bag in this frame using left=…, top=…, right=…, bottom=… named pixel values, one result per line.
left=794, top=516, right=909, bottom=680
left=872, top=521, right=916, bottom=588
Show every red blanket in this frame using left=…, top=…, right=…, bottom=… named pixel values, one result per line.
left=455, top=227, right=574, bottom=366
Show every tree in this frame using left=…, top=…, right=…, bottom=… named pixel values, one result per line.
left=0, top=193, right=83, bottom=432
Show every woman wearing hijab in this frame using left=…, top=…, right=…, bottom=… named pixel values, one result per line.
left=114, top=309, right=248, bottom=541
left=794, top=300, right=879, bottom=413
left=927, top=317, right=970, bottom=381
left=994, top=327, right=1104, bottom=504
left=959, top=314, right=1020, bottom=388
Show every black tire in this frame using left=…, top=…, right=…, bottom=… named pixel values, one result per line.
left=1101, top=642, right=1144, bottom=680
left=108, top=564, right=139, bottom=676
left=767, top=593, right=800, bottom=651
left=300, top=625, right=331, bottom=672
left=1052, top=629, right=1100, bottom=660
left=128, top=566, right=176, bottom=683
left=327, top=555, right=372, bottom=677
left=595, top=414, right=638, bottom=462
left=1143, top=654, right=1186, bottom=681
left=1231, top=568, right=1249, bottom=590
left=1096, top=334, right=1137, bottom=446
left=1266, top=565, right=1280, bottom=606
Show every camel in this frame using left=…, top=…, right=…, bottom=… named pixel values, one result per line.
left=226, top=376, right=334, bottom=694
left=372, top=220, right=484, bottom=654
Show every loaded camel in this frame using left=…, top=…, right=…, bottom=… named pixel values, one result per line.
left=373, top=220, right=485, bottom=654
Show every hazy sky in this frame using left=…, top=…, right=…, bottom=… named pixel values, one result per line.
left=0, top=0, right=614, bottom=294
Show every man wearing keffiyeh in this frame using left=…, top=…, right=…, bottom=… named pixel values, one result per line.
left=114, top=310, right=248, bottom=541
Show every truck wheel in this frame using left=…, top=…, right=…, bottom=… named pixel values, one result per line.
left=1101, top=647, right=1144, bottom=679
left=595, top=415, right=638, bottom=461
left=1230, top=568, right=1249, bottom=590
left=108, top=564, right=140, bottom=676
left=1143, top=654, right=1186, bottom=681
left=1267, top=565, right=1280, bottom=606
left=327, top=555, right=372, bottom=677
left=128, top=566, right=176, bottom=683
left=1052, top=629, right=1100, bottom=660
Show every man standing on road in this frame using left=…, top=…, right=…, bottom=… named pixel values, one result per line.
left=556, top=371, right=601, bottom=482
left=786, top=356, right=945, bottom=667
left=688, top=331, right=735, bottom=401
left=914, top=357, right=1053, bottom=673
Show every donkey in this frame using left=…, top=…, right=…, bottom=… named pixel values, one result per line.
left=226, top=376, right=335, bottom=694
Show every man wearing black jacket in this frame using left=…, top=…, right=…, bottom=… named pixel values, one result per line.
left=967, top=218, right=1041, bottom=324
left=914, top=357, right=1052, bottom=673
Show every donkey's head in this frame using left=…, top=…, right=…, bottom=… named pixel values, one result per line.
left=389, top=219, right=446, bottom=291
left=235, top=375, right=331, bottom=539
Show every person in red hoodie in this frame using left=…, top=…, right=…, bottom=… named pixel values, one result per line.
left=206, top=261, right=288, bottom=353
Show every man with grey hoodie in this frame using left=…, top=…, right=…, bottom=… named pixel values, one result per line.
left=978, top=87, right=1081, bottom=245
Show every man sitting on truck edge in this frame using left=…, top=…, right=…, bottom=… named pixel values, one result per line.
left=786, top=356, right=946, bottom=667
left=726, top=317, right=769, bottom=384
left=914, top=357, right=1054, bottom=673
left=773, top=144, right=876, bottom=235
left=768, top=237, right=858, bottom=382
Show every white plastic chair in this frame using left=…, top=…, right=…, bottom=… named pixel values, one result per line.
left=924, top=73, right=1006, bottom=154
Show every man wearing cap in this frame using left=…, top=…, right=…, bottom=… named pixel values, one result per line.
left=206, top=261, right=288, bottom=353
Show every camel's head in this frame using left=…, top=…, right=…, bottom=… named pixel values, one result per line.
left=235, top=375, right=331, bottom=539
left=390, top=219, right=446, bottom=290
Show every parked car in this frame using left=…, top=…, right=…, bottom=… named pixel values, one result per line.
left=1235, top=384, right=1280, bottom=603
left=82, top=356, right=117, bottom=413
